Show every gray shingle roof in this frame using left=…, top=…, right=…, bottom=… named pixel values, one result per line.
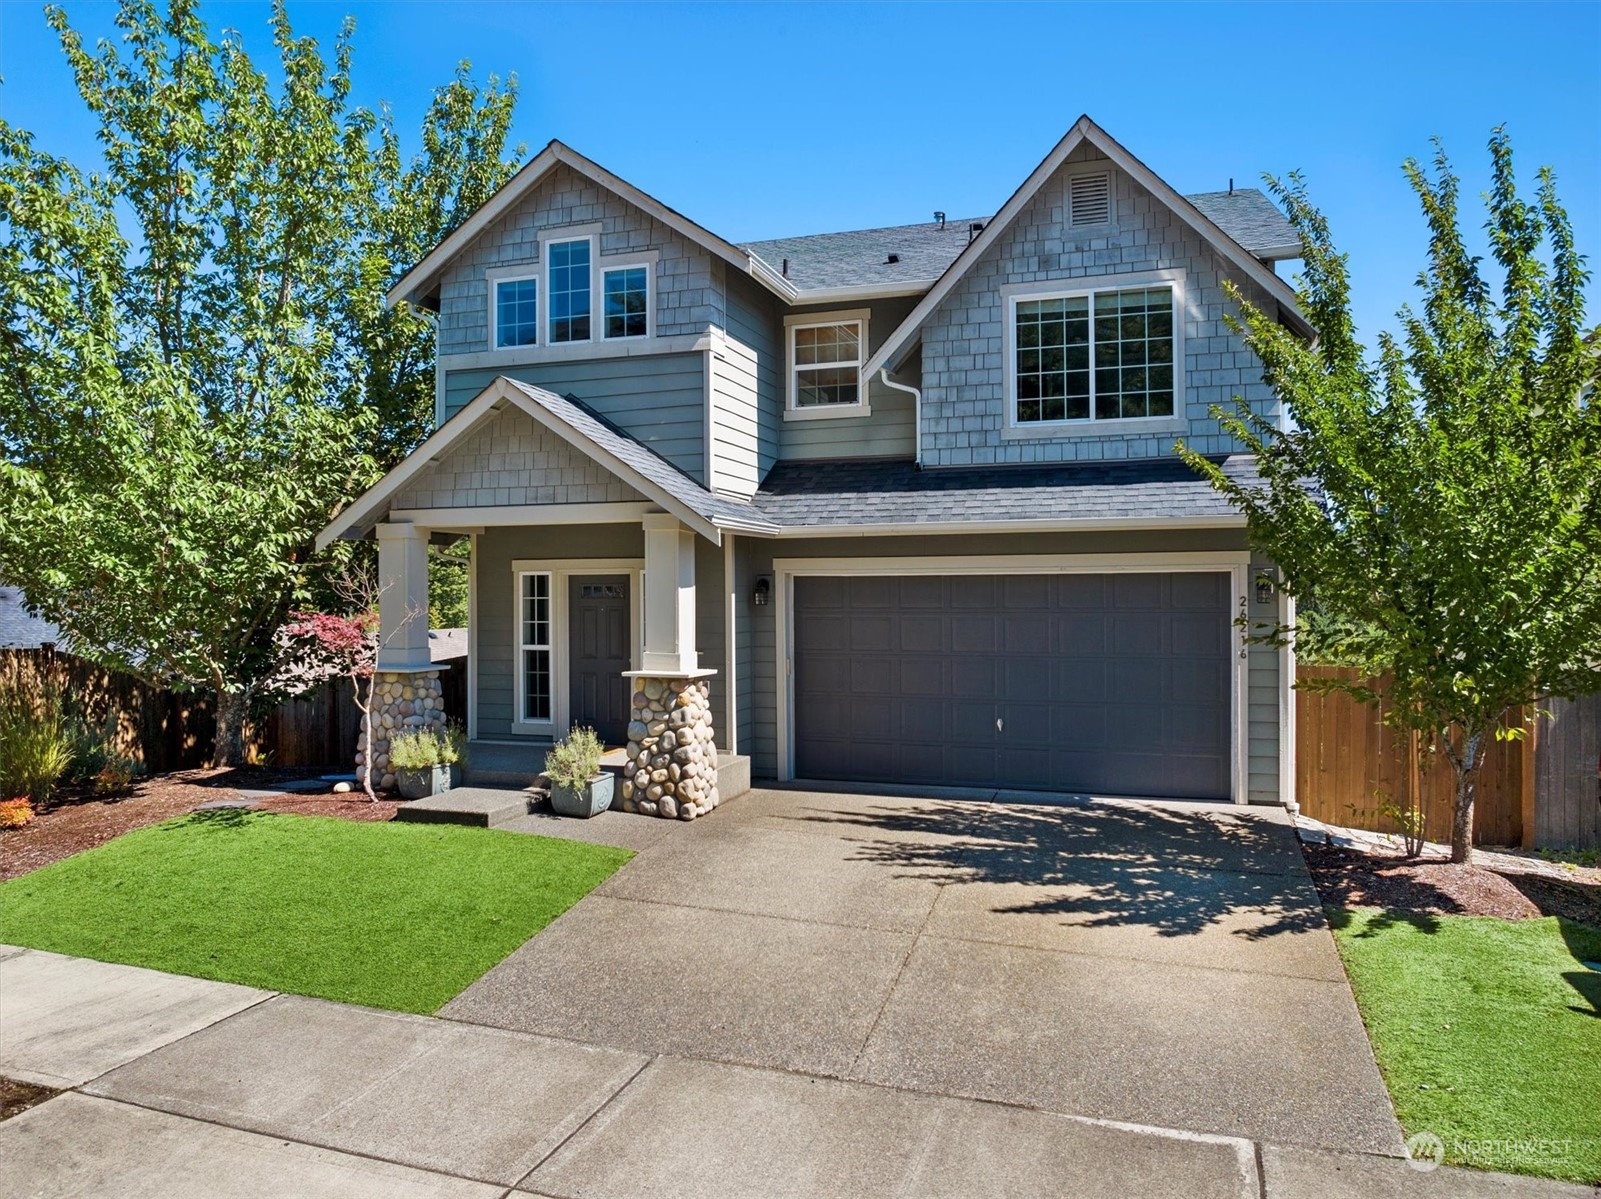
left=0, top=586, right=61, bottom=649
left=500, top=378, right=775, bottom=534
left=750, top=455, right=1256, bottom=529
left=1185, top=190, right=1301, bottom=258
left=743, top=188, right=1299, bottom=293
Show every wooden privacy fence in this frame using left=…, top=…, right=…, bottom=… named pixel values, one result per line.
left=3, top=649, right=468, bottom=774
left=1294, top=664, right=1601, bottom=849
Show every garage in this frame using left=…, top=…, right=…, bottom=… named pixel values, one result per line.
left=790, top=572, right=1233, bottom=800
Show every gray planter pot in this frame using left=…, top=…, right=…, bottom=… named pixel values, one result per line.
left=550, top=772, right=614, bottom=819
left=396, top=764, right=453, bottom=800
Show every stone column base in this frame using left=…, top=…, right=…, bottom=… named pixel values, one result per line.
left=621, top=675, right=719, bottom=819
left=356, top=669, right=446, bottom=791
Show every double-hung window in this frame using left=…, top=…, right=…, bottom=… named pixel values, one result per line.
left=547, top=238, right=592, bottom=343
left=1012, top=283, right=1176, bottom=424
left=519, top=572, right=553, bottom=723
left=787, top=314, right=867, bottom=413
left=494, top=277, right=539, bottom=348
left=602, top=265, right=649, bottom=339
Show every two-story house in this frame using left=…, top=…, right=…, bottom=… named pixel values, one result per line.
left=317, top=115, right=1306, bottom=819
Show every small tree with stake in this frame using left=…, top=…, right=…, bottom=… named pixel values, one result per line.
left=1179, top=129, right=1601, bottom=865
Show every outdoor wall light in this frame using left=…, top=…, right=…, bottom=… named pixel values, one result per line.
left=753, top=575, right=772, bottom=606
left=1255, top=569, right=1277, bottom=605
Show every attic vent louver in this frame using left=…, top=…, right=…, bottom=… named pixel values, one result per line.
left=1069, top=172, right=1111, bottom=228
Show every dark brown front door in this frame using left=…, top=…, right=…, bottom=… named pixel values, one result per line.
left=569, top=575, right=631, bottom=745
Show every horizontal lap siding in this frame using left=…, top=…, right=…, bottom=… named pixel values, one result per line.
left=709, top=332, right=761, bottom=496
left=443, top=355, right=706, bottom=484
left=1246, top=551, right=1281, bottom=804
left=723, top=271, right=781, bottom=479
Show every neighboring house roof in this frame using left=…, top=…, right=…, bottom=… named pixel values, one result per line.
left=750, top=455, right=1252, bottom=534
left=430, top=628, right=468, bottom=662
left=0, top=586, right=60, bottom=649
left=863, top=115, right=1313, bottom=379
left=741, top=190, right=1299, bottom=296
left=387, top=140, right=797, bottom=312
left=316, top=375, right=777, bottom=550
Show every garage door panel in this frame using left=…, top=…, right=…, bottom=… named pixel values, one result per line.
left=791, top=572, right=1231, bottom=800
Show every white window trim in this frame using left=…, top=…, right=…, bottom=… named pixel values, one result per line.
left=600, top=260, right=654, bottom=342
left=510, top=557, right=644, bottom=738
left=783, top=308, right=871, bottom=421
left=770, top=551, right=1251, bottom=805
left=486, top=270, right=540, bottom=351
left=540, top=229, right=599, bottom=347
left=1000, top=270, right=1186, bottom=437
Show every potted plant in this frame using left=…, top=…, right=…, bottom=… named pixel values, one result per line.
left=389, top=727, right=454, bottom=800
left=545, top=726, right=612, bottom=818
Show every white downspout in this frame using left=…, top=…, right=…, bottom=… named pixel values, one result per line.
left=879, top=368, right=923, bottom=468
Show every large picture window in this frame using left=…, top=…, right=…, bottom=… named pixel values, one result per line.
left=520, top=572, right=552, bottom=722
left=1013, top=284, right=1175, bottom=423
left=787, top=316, right=866, bottom=411
left=547, top=238, right=592, bottom=343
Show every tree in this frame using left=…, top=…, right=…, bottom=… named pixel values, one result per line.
left=1179, top=129, right=1601, bottom=864
left=0, top=0, right=520, bottom=765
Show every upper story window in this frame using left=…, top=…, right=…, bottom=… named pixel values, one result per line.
left=786, top=312, right=868, bottom=416
left=602, top=265, right=649, bottom=339
left=494, top=277, right=539, bottom=348
left=1012, top=283, right=1175, bottom=424
left=547, top=238, right=592, bottom=343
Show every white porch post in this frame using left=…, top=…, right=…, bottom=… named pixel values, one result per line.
left=375, top=521, right=431, bottom=670
left=641, top=512, right=698, bottom=673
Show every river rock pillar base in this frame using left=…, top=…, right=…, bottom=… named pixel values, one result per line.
left=621, top=673, right=719, bottom=820
left=356, top=669, right=446, bottom=792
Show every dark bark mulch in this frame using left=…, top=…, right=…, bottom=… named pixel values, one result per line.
left=1, top=1077, right=61, bottom=1121
left=0, top=768, right=396, bottom=882
left=1303, top=840, right=1601, bottom=927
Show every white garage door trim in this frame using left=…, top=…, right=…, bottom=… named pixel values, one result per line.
left=772, top=551, right=1252, bottom=804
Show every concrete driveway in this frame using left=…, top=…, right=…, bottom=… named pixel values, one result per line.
left=444, top=786, right=1402, bottom=1155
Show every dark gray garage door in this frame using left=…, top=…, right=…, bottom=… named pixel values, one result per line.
left=792, top=573, right=1231, bottom=800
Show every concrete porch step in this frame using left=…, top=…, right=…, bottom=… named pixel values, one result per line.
left=392, top=788, right=532, bottom=828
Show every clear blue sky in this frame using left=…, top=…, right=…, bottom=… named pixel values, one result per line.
left=3, top=1, right=1598, bottom=345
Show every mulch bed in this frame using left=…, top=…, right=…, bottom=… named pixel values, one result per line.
left=1, top=1077, right=61, bottom=1121
left=0, top=768, right=396, bottom=883
left=1303, top=840, right=1601, bottom=928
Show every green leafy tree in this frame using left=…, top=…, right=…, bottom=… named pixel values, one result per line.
left=1180, top=130, right=1601, bottom=864
left=0, top=0, right=518, bottom=765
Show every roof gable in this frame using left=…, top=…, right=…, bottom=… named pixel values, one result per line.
left=387, top=141, right=797, bottom=311
left=862, top=116, right=1310, bottom=379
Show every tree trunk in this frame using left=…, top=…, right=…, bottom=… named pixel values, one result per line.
left=1447, top=729, right=1486, bottom=865
left=212, top=686, right=249, bottom=768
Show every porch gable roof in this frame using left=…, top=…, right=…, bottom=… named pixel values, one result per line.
left=315, top=376, right=777, bottom=550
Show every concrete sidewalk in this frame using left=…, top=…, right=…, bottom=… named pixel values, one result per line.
left=2, top=953, right=1591, bottom=1196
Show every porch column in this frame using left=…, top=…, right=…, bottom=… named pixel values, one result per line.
left=624, top=513, right=719, bottom=820
left=375, top=521, right=430, bottom=670
left=359, top=522, right=446, bottom=792
left=641, top=512, right=698, bottom=673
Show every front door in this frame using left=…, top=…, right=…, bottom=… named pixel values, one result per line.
left=569, top=575, right=631, bottom=745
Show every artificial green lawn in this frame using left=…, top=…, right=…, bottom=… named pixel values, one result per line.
left=0, top=811, right=631, bottom=1014
left=1330, top=908, right=1601, bottom=1184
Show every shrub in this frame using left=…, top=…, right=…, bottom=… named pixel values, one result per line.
left=0, top=654, right=74, bottom=804
left=93, top=757, right=136, bottom=795
left=445, top=720, right=468, bottom=767
left=0, top=797, right=35, bottom=829
left=545, top=726, right=603, bottom=793
left=389, top=727, right=447, bottom=771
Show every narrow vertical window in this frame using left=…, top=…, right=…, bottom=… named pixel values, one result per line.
left=520, top=573, right=552, bottom=721
left=548, top=239, right=591, bottom=343
left=494, top=278, right=538, bottom=348
left=602, top=266, right=650, bottom=339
